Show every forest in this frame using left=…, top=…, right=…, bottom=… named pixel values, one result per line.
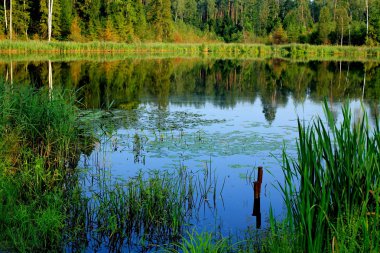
left=0, top=0, right=380, bottom=45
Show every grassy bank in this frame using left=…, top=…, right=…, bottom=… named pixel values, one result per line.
left=0, top=80, right=90, bottom=251
left=0, top=41, right=380, bottom=61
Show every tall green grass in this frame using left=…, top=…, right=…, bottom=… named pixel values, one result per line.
left=165, top=231, right=231, bottom=253
left=280, top=101, right=380, bottom=252
left=0, top=80, right=86, bottom=171
left=0, top=79, right=91, bottom=252
left=85, top=169, right=192, bottom=251
left=65, top=160, right=223, bottom=252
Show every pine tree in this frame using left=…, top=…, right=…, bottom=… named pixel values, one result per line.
left=68, top=16, right=82, bottom=41
left=318, top=6, right=334, bottom=44
left=146, top=0, right=173, bottom=41
left=162, top=0, right=173, bottom=40
left=60, top=0, right=71, bottom=40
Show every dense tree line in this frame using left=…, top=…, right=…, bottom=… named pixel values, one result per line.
left=0, top=0, right=379, bottom=45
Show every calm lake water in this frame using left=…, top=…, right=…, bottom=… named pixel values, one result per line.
left=1, top=58, right=379, bottom=251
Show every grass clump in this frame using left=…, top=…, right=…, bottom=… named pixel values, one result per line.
left=0, top=81, right=84, bottom=171
left=0, top=80, right=90, bottom=252
left=0, top=167, right=65, bottom=252
left=279, top=101, right=380, bottom=252
left=166, top=231, right=231, bottom=253
left=77, top=167, right=202, bottom=251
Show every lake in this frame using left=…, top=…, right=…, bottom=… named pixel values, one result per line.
left=1, top=58, right=379, bottom=251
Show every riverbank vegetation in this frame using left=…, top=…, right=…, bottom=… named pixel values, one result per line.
left=0, top=80, right=88, bottom=251
left=0, top=79, right=223, bottom=251
left=0, top=41, right=380, bottom=61
left=278, top=102, right=380, bottom=252
left=1, top=0, right=380, bottom=45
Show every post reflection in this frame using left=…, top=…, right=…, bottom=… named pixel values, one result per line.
left=252, top=166, right=263, bottom=229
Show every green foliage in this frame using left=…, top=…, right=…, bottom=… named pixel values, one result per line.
left=0, top=81, right=83, bottom=169
left=147, top=0, right=173, bottom=41
left=60, top=0, right=72, bottom=40
left=0, top=0, right=379, bottom=44
left=318, top=6, right=334, bottom=44
left=0, top=79, right=90, bottom=252
left=10, top=0, right=31, bottom=39
left=280, top=102, right=380, bottom=252
left=167, top=231, right=231, bottom=253
left=271, top=24, right=288, bottom=44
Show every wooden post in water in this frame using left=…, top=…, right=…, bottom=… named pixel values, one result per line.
left=252, top=166, right=263, bottom=228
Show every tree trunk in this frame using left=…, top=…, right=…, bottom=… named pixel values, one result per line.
left=333, top=0, right=337, bottom=20
left=48, top=0, right=54, bottom=42
left=23, top=0, right=27, bottom=38
left=366, top=0, right=369, bottom=37
left=3, top=0, right=7, bottom=30
left=48, top=60, right=53, bottom=99
left=340, top=17, right=343, bottom=46
left=10, top=0, right=12, bottom=40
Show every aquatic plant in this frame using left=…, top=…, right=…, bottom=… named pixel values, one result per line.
left=0, top=79, right=92, bottom=252
left=165, top=231, right=231, bottom=253
left=280, top=101, right=380, bottom=252
left=0, top=80, right=89, bottom=172
left=63, top=156, right=225, bottom=252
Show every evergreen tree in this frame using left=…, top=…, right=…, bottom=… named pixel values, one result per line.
left=318, top=6, right=334, bottom=44
left=183, top=0, right=197, bottom=27
left=284, top=0, right=313, bottom=42
left=132, top=0, right=147, bottom=39
left=148, top=0, right=173, bottom=41
left=60, top=0, right=71, bottom=40
left=11, top=0, right=30, bottom=39
left=68, top=16, right=82, bottom=41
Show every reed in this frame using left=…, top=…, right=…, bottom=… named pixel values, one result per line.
left=0, top=79, right=91, bottom=252
left=0, top=41, right=380, bottom=60
left=67, top=167, right=195, bottom=251
left=280, top=101, right=380, bottom=252
left=165, top=231, right=230, bottom=253
left=0, top=80, right=89, bottom=172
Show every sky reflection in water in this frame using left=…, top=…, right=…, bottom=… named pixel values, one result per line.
left=81, top=96, right=376, bottom=235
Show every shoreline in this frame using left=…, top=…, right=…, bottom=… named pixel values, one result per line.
left=0, top=41, right=379, bottom=61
